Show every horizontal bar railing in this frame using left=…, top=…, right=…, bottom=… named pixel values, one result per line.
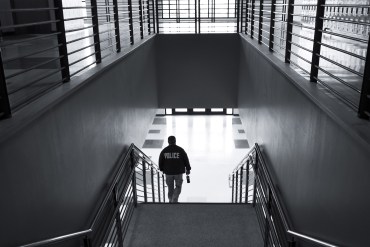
left=241, top=0, right=370, bottom=119
left=230, top=143, right=339, bottom=247
left=19, top=143, right=165, bottom=247
left=0, top=0, right=155, bottom=120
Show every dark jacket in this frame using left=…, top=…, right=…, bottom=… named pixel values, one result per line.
left=159, top=144, right=191, bottom=175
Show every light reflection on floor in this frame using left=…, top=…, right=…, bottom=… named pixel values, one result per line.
left=142, top=115, right=250, bottom=203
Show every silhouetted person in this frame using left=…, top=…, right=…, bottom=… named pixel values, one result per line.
left=159, top=136, right=191, bottom=203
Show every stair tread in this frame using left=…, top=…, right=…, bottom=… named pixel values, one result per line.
left=124, top=203, right=263, bottom=247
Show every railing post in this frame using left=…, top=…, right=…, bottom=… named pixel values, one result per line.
left=112, top=0, right=121, bottom=52
left=130, top=152, right=138, bottom=207
left=157, top=172, right=161, bottom=202
left=269, top=0, right=276, bottom=51
left=0, top=49, right=11, bottom=120
left=235, top=170, right=239, bottom=203
left=239, top=165, right=244, bottom=203
left=113, top=186, right=124, bottom=247
left=252, top=152, right=258, bottom=207
left=151, top=166, right=155, bottom=202
left=198, top=0, right=201, bottom=33
left=128, top=0, right=134, bottom=44
left=245, top=0, right=249, bottom=34
left=236, top=0, right=241, bottom=32
left=139, top=0, right=144, bottom=39
left=231, top=173, right=235, bottom=202
left=263, top=188, right=271, bottom=247
left=245, top=160, right=250, bottom=203
left=195, top=0, right=198, bottom=33
left=162, top=174, right=165, bottom=202
left=251, top=0, right=255, bottom=38
left=310, top=0, right=325, bottom=82
left=284, top=0, right=294, bottom=63
left=83, top=237, right=92, bottom=247
left=155, top=0, right=159, bottom=33
left=90, top=0, right=102, bottom=63
left=359, top=34, right=370, bottom=119
left=288, top=237, right=297, bottom=247
left=53, top=0, right=70, bottom=82
left=142, top=160, right=147, bottom=202
left=147, top=0, right=152, bottom=35
left=258, top=0, right=263, bottom=43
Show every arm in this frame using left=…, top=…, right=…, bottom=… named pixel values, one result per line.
left=159, top=151, right=164, bottom=172
left=182, top=150, right=191, bottom=174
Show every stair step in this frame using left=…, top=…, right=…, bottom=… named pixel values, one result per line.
left=124, top=203, right=263, bottom=247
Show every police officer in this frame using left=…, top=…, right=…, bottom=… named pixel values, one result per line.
left=159, top=136, right=191, bottom=203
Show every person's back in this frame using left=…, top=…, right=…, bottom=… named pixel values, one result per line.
left=159, top=136, right=191, bottom=203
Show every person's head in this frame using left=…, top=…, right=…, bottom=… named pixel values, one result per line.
left=168, top=136, right=176, bottom=145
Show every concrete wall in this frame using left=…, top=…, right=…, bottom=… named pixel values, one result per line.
left=0, top=38, right=158, bottom=246
left=156, top=34, right=239, bottom=108
left=238, top=36, right=370, bottom=246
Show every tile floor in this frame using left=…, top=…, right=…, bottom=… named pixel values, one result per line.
left=141, top=114, right=251, bottom=203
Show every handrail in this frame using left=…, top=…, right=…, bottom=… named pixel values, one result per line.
left=19, top=143, right=164, bottom=247
left=230, top=143, right=339, bottom=247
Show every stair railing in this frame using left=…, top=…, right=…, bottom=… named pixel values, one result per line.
left=20, top=144, right=165, bottom=247
left=230, top=143, right=339, bottom=247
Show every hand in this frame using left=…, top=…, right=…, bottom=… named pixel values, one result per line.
left=186, top=170, right=190, bottom=175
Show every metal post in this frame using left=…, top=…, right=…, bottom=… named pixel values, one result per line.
left=251, top=0, right=255, bottom=38
left=258, top=0, right=263, bottom=43
left=155, top=0, right=159, bottom=33
left=195, top=0, right=198, bottom=33
left=231, top=174, right=235, bottom=202
left=284, top=0, right=294, bottom=63
left=263, top=189, right=271, bottom=247
left=245, top=160, right=250, bottom=203
left=128, top=0, right=134, bottom=44
left=151, top=166, right=155, bottom=202
left=90, top=0, right=102, bottom=63
left=147, top=0, right=152, bottom=34
left=139, top=0, right=144, bottom=39
left=53, top=0, right=70, bottom=82
left=162, top=174, right=166, bottom=202
left=245, top=0, right=249, bottom=34
left=113, top=0, right=121, bottom=52
left=198, top=0, right=201, bottom=33
left=236, top=0, right=241, bottom=32
left=239, top=165, right=244, bottom=203
left=142, top=160, right=147, bottom=202
left=113, top=186, right=124, bottom=247
left=252, top=152, right=258, bottom=207
left=358, top=34, right=370, bottom=119
left=239, top=0, right=243, bottom=33
left=310, top=0, right=325, bottom=82
left=235, top=170, right=239, bottom=203
left=269, top=0, right=276, bottom=51
left=157, top=172, right=161, bottom=202
left=130, top=152, right=138, bottom=207
left=83, top=237, right=92, bottom=247
left=0, top=50, right=11, bottom=120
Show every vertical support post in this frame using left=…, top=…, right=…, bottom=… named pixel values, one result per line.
left=128, top=0, right=135, bottom=44
left=269, top=0, right=276, bottom=51
left=162, top=174, right=166, bottom=202
left=53, top=0, right=71, bottom=81
left=231, top=174, right=235, bottom=202
left=258, top=0, right=263, bottom=43
left=252, top=152, right=258, bottom=207
left=284, top=0, right=294, bottom=63
left=113, top=186, right=124, bottom=247
left=263, top=188, right=271, bottom=247
left=130, top=152, right=138, bottom=207
left=251, top=0, right=255, bottom=38
left=90, top=0, right=102, bottom=63
left=236, top=0, right=241, bottom=32
left=157, top=172, right=161, bottom=202
left=195, top=0, right=198, bottom=33
left=147, top=0, right=152, bottom=34
left=245, top=160, right=250, bottom=203
left=358, top=34, right=370, bottom=119
left=151, top=166, right=155, bottom=202
left=155, top=0, right=159, bottom=33
left=198, top=0, right=201, bottom=33
left=0, top=50, right=11, bottom=119
left=113, top=0, right=121, bottom=52
left=239, top=165, right=244, bottom=203
left=139, top=0, right=144, bottom=39
left=235, top=170, right=239, bottom=203
left=84, top=237, right=92, bottom=247
left=310, top=0, right=325, bottom=82
left=142, top=160, right=147, bottom=203
left=245, top=0, right=249, bottom=34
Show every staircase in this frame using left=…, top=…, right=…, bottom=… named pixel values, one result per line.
left=123, top=203, right=263, bottom=247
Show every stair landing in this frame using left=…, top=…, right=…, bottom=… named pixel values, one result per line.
left=124, top=203, right=263, bottom=247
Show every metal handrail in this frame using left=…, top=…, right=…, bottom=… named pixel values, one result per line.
left=19, top=143, right=165, bottom=247
left=230, top=143, right=339, bottom=247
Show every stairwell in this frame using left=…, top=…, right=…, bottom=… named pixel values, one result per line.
left=123, top=203, right=263, bottom=247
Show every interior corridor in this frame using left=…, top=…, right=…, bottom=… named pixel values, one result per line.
left=141, top=113, right=250, bottom=202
